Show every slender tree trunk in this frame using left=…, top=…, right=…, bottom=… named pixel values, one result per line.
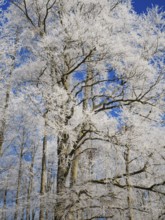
left=21, top=187, right=27, bottom=220
left=125, top=145, right=134, bottom=220
left=0, top=74, right=12, bottom=155
left=0, top=91, right=9, bottom=155
left=14, top=147, right=23, bottom=220
left=39, top=114, right=48, bottom=220
left=84, top=61, right=94, bottom=181
left=26, top=150, right=35, bottom=220
left=0, top=30, right=19, bottom=155
left=2, top=184, right=7, bottom=220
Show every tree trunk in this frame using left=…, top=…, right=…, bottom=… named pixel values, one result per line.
left=26, top=150, right=35, bottom=220
left=39, top=115, right=48, bottom=220
left=70, top=60, right=94, bottom=187
left=14, top=147, right=23, bottom=220
left=2, top=184, right=7, bottom=220
left=125, top=145, right=134, bottom=220
left=0, top=84, right=10, bottom=155
left=0, top=30, right=19, bottom=155
left=55, top=132, right=71, bottom=220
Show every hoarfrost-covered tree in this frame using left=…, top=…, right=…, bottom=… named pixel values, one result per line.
left=0, top=0, right=165, bottom=220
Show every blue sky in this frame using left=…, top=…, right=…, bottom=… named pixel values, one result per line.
left=133, top=0, right=164, bottom=13
left=0, top=1, right=164, bottom=13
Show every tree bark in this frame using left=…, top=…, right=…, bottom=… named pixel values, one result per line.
left=125, top=145, right=134, bottom=220
left=55, top=133, right=70, bottom=220
left=39, top=114, right=48, bottom=220
left=26, top=148, right=35, bottom=220
left=14, top=146, right=23, bottom=220
left=2, top=184, right=7, bottom=220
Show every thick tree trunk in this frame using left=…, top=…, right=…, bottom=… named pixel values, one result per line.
left=70, top=61, right=93, bottom=187
left=55, top=133, right=71, bottom=220
left=70, top=154, right=79, bottom=187
left=56, top=133, right=70, bottom=192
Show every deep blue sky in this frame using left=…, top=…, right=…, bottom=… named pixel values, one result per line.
left=0, top=1, right=165, bottom=13
left=133, top=0, right=164, bottom=13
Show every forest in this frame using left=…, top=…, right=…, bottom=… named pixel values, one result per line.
left=0, top=0, right=165, bottom=219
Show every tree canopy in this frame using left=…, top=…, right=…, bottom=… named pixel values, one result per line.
left=0, top=1, right=165, bottom=220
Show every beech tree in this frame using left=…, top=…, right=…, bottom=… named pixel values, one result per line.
left=0, top=0, right=165, bottom=220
